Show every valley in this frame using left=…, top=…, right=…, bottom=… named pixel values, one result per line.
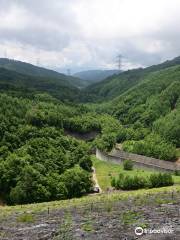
left=0, top=56, right=180, bottom=239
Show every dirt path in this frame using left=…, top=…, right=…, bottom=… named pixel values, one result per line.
left=92, top=167, right=102, bottom=193
left=176, top=158, right=180, bottom=165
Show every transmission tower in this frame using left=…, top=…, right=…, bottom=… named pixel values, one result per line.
left=116, top=54, right=123, bottom=71
left=36, top=58, right=40, bottom=66
left=67, top=68, right=71, bottom=75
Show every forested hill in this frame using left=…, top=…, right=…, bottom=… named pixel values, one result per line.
left=0, top=58, right=84, bottom=88
left=83, top=56, right=180, bottom=102
left=96, top=64, right=180, bottom=158
left=0, top=67, right=81, bottom=101
left=110, top=64, right=180, bottom=131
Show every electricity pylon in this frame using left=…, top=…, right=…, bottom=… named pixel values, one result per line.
left=67, top=68, right=71, bottom=75
left=116, top=54, right=123, bottom=70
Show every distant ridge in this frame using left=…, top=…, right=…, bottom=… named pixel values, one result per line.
left=0, top=58, right=84, bottom=88
left=0, top=63, right=81, bottom=101
left=74, top=69, right=121, bottom=84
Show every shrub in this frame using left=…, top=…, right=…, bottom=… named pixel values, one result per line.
left=174, top=170, right=180, bottom=176
left=149, top=173, right=174, bottom=188
left=17, top=213, right=35, bottom=223
left=111, top=177, right=116, bottom=188
left=112, top=173, right=147, bottom=190
left=121, top=175, right=147, bottom=190
left=60, top=166, right=93, bottom=198
left=111, top=172, right=174, bottom=190
left=123, top=160, right=133, bottom=171
left=79, top=156, right=92, bottom=172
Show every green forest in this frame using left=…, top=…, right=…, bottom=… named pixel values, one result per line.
left=0, top=57, right=180, bottom=205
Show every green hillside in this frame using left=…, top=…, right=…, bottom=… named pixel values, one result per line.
left=93, top=65, right=180, bottom=159
left=0, top=58, right=85, bottom=88
left=0, top=67, right=81, bottom=101
left=0, top=91, right=125, bottom=205
left=84, top=56, right=180, bottom=102
left=0, top=93, right=94, bottom=205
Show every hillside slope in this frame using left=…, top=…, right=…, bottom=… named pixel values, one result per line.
left=93, top=65, right=180, bottom=159
left=110, top=65, right=180, bottom=128
left=0, top=67, right=80, bottom=101
left=0, top=58, right=84, bottom=88
left=84, top=56, right=180, bottom=101
left=1, top=186, right=180, bottom=239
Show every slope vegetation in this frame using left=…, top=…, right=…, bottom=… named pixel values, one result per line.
left=1, top=186, right=180, bottom=239
left=0, top=58, right=84, bottom=88
left=84, top=56, right=180, bottom=102
left=0, top=67, right=81, bottom=101
left=94, top=65, right=180, bottom=159
left=0, top=56, right=180, bottom=208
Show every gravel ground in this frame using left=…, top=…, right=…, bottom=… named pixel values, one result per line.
left=0, top=192, right=180, bottom=240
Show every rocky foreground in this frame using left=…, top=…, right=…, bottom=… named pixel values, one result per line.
left=0, top=190, right=180, bottom=240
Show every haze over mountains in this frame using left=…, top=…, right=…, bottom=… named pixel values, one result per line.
left=73, top=69, right=121, bottom=84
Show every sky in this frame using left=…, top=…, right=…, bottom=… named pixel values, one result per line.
left=1, top=0, right=180, bottom=73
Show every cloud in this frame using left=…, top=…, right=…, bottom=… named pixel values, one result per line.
left=0, top=0, right=180, bottom=72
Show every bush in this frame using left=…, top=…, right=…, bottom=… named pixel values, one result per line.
left=123, top=160, right=133, bottom=171
left=79, top=156, right=92, bottom=172
left=174, top=170, right=180, bottom=176
left=111, top=177, right=116, bottom=188
left=112, top=173, right=147, bottom=190
left=122, top=175, right=147, bottom=190
left=111, top=172, right=174, bottom=190
left=149, top=173, right=174, bottom=188
left=60, top=166, right=93, bottom=198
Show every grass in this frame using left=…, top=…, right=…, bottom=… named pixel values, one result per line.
left=17, top=213, right=35, bottom=223
left=121, top=210, right=141, bottom=225
left=92, top=156, right=122, bottom=190
left=92, top=156, right=180, bottom=191
left=0, top=156, right=180, bottom=219
left=54, top=213, right=73, bottom=240
left=82, top=219, right=94, bottom=232
left=176, top=148, right=180, bottom=158
left=1, top=185, right=180, bottom=219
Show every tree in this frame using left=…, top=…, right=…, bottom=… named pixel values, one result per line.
left=10, top=165, right=50, bottom=204
left=61, top=166, right=93, bottom=198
